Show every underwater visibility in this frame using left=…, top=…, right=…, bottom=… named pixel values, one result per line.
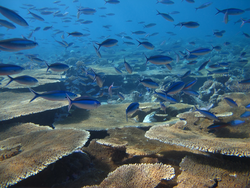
left=0, top=0, right=250, bottom=187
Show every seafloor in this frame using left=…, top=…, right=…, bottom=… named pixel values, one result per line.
left=1, top=65, right=250, bottom=188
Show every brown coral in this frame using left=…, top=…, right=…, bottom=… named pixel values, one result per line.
left=0, top=126, right=90, bottom=187
left=84, top=163, right=175, bottom=188
left=176, top=155, right=250, bottom=188
left=145, top=122, right=250, bottom=157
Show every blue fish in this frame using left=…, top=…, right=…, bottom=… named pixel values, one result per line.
left=224, top=97, right=238, bottom=107
left=207, top=69, right=229, bottom=75
left=118, top=92, right=125, bottom=100
left=0, top=64, right=24, bottom=75
left=181, top=70, right=191, bottom=79
left=183, top=79, right=197, bottom=90
left=198, top=59, right=210, bottom=71
left=45, top=62, right=69, bottom=73
left=28, top=10, right=44, bottom=21
left=195, top=106, right=219, bottom=121
left=66, top=94, right=101, bottom=112
left=215, top=8, right=245, bottom=15
left=136, top=39, right=154, bottom=50
left=0, top=38, right=38, bottom=51
left=96, top=39, right=118, bottom=50
left=180, top=21, right=200, bottom=28
left=114, top=67, right=122, bottom=74
left=29, top=89, right=78, bottom=103
left=245, top=103, right=250, bottom=108
left=240, top=111, right=250, bottom=118
left=0, top=6, right=28, bottom=26
left=144, top=54, right=173, bottom=65
left=126, top=102, right=140, bottom=122
left=207, top=122, right=230, bottom=129
left=230, top=120, right=245, bottom=126
left=139, top=78, right=159, bottom=89
left=154, top=91, right=177, bottom=103
left=160, top=102, right=167, bottom=114
left=5, top=75, right=38, bottom=87
left=165, top=81, right=185, bottom=95
left=182, top=89, right=199, bottom=97
left=124, top=58, right=133, bottom=74
left=186, top=48, right=212, bottom=56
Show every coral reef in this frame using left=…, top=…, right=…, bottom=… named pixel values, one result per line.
left=84, top=163, right=175, bottom=188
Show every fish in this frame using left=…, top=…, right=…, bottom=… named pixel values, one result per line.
left=156, top=0, right=174, bottom=5
left=66, top=94, right=101, bottom=112
left=144, top=54, right=173, bottom=65
left=41, top=11, right=54, bottom=15
left=0, top=64, right=24, bottom=75
left=124, top=58, right=133, bottom=74
left=29, top=89, right=77, bottom=103
left=131, top=31, right=146, bottom=35
left=139, top=78, right=159, bottom=89
left=180, top=21, right=200, bottom=28
left=183, top=79, right=197, bottom=90
left=215, top=8, right=245, bottom=15
left=104, top=0, right=120, bottom=4
left=207, top=69, right=229, bottom=75
left=230, top=120, right=245, bottom=126
left=123, top=41, right=135, bottom=46
left=45, top=62, right=69, bottom=73
left=0, top=19, right=16, bottom=29
left=242, top=32, right=250, bottom=38
left=91, top=68, right=105, bottom=87
left=5, top=75, right=38, bottom=87
left=239, top=78, right=250, bottom=85
left=67, top=32, right=84, bottom=37
left=43, top=26, right=53, bottom=31
left=195, top=106, right=219, bottom=121
left=96, top=39, right=118, bottom=50
left=224, top=10, right=229, bottom=24
left=198, top=59, right=210, bottom=71
left=213, top=31, right=224, bottom=38
left=181, top=70, right=191, bottom=79
left=182, top=89, right=199, bottom=97
left=0, top=5, right=28, bottom=26
left=156, top=10, right=174, bottom=22
left=211, top=45, right=222, bottom=51
left=108, top=82, right=114, bottom=98
left=28, top=10, right=44, bottom=21
left=126, top=102, right=139, bottom=122
left=245, top=103, right=250, bottom=108
left=118, top=92, right=125, bottom=100
left=144, top=23, right=156, bottom=28
left=165, top=81, right=185, bottom=95
left=224, top=97, right=238, bottom=107
left=195, top=2, right=213, bottom=11
left=160, top=102, right=167, bottom=114
left=114, top=67, right=122, bottom=74
left=93, top=44, right=102, bottom=58
left=34, top=27, right=41, bottom=32
left=186, top=48, right=212, bottom=56
left=165, top=64, right=172, bottom=71
left=240, top=111, right=250, bottom=118
left=207, top=122, right=230, bottom=129
left=78, top=7, right=96, bottom=15
left=0, top=38, right=38, bottom=51
left=136, top=39, right=154, bottom=50
left=240, top=18, right=250, bottom=27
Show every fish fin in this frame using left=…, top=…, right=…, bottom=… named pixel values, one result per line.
left=215, top=8, right=221, bottom=15
left=45, top=62, right=50, bottom=73
left=5, top=75, right=14, bottom=87
left=66, top=93, right=73, bottom=112
left=143, top=53, right=148, bottom=65
left=29, top=88, right=39, bottom=103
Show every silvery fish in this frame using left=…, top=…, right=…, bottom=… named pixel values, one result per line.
left=136, top=39, right=154, bottom=50
left=0, top=64, right=24, bottom=75
left=96, top=39, right=118, bottom=50
left=0, top=38, right=38, bottom=51
left=0, top=19, right=16, bottom=29
left=5, top=75, right=38, bottom=87
left=45, top=62, right=69, bottom=73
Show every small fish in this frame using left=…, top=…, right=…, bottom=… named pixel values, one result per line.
left=66, top=94, right=101, bottom=112
left=215, top=8, right=245, bottom=15
left=124, top=58, right=133, bottom=74
left=131, top=31, right=146, bottom=35
left=186, top=48, right=212, bottom=56
left=45, top=62, right=69, bottom=73
left=104, top=0, right=120, bottom=4
left=0, top=64, right=24, bottom=75
left=108, top=82, right=114, bottom=98
left=207, top=122, right=229, bottom=129
left=114, top=67, right=122, bottom=74
left=0, top=38, right=38, bottom=51
left=239, top=78, right=250, bottom=85
left=28, top=10, right=44, bottom=21
left=156, top=0, right=174, bottom=5
left=230, top=120, right=245, bottom=126
left=181, top=70, right=191, bottom=79
left=91, top=68, right=105, bottom=87
left=29, top=89, right=77, bottom=103
left=198, top=59, right=210, bottom=71
left=96, top=39, right=118, bottom=50
left=224, top=10, right=229, bottom=24
left=136, top=39, right=154, bottom=50
left=195, top=2, right=213, bottom=11
left=211, top=45, right=222, bottom=51
left=67, top=31, right=84, bottom=37
left=165, top=81, right=185, bottom=95
left=183, top=79, right=197, bottom=90
left=156, top=10, right=174, bottom=22
left=126, top=102, right=139, bottom=122
left=118, top=92, right=125, bottom=100
left=0, top=5, right=28, bottom=26
left=245, top=103, right=250, bottom=108
left=144, top=23, right=156, bottom=28
left=78, top=7, right=96, bottom=15
left=139, top=78, right=159, bottom=89
left=93, top=44, right=101, bottom=58
left=240, top=18, right=250, bottom=27
left=182, top=89, right=199, bottom=97
left=5, top=75, right=38, bottom=86
left=165, top=64, right=172, bottom=71
left=207, top=69, right=229, bottom=75
left=195, top=106, right=219, bottom=121
left=154, top=91, right=177, bottom=103
left=180, top=21, right=200, bottom=28
left=224, top=97, right=238, bottom=107
left=240, top=111, right=250, bottom=118
left=0, top=19, right=16, bottom=29
left=144, top=54, right=173, bottom=65
left=160, top=102, right=167, bottom=114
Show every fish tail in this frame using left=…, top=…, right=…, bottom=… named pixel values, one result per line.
left=136, top=39, right=141, bottom=47
left=5, top=75, right=14, bottom=87
left=240, top=18, right=245, bottom=27
left=215, top=8, right=221, bottom=15
left=96, top=43, right=101, bottom=50
left=66, top=93, right=73, bottom=112
left=156, top=10, right=160, bottom=14
left=143, top=53, right=148, bottom=65
left=66, top=32, right=70, bottom=37
left=29, top=88, right=40, bottom=103
left=45, top=62, right=50, bottom=73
